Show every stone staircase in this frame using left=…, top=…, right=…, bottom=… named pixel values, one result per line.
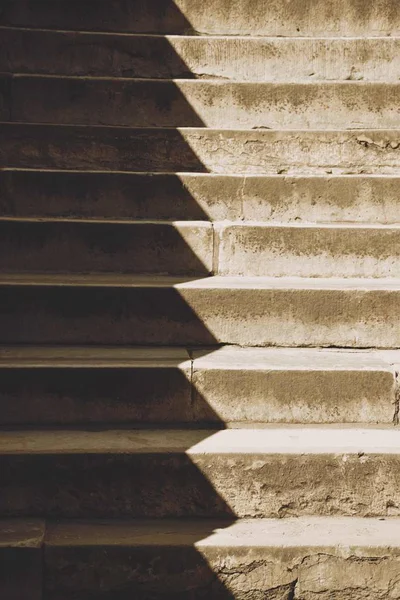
left=1, top=1, right=400, bottom=598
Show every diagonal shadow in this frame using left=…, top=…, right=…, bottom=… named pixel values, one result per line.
left=0, top=2, right=249, bottom=598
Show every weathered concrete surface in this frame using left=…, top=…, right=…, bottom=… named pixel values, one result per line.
left=2, top=428, right=400, bottom=518
left=216, top=223, right=400, bottom=278
left=2, top=0, right=400, bottom=36
left=8, top=77, right=400, bottom=129
left=0, top=519, right=44, bottom=600
left=0, top=219, right=212, bottom=275
left=1, top=274, right=400, bottom=347
left=192, top=347, right=398, bottom=424
left=2, top=171, right=400, bottom=224
left=4, top=29, right=400, bottom=82
left=43, top=517, right=400, bottom=599
left=0, top=346, right=196, bottom=425
left=3, top=124, right=400, bottom=174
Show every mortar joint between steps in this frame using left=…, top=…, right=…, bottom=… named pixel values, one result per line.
left=211, top=221, right=220, bottom=275
left=394, top=370, right=400, bottom=426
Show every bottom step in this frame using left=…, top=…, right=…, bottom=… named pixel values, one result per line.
left=39, top=518, right=400, bottom=599
left=3, top=517, right=400, bottom=599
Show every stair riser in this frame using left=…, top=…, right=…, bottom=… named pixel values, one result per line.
left=0, top=366, right=199, bottom=425
left=0, top=221, right=212, bottom=275
left=1, top=284, right=399, bottom=347
left=2, top=172, right=400, bottom=224
left=4, top=125, right=400, bottom=174
left=2, top=0, right=399, bottom=36
left=192, top=367, right=396, bottom=425
left=2, top=452, right=400, bottom=518
left=3, top=221, right=400, bottom=279
left=0, top=364, right=395, bottom=425
left=44, top=543, right=400, bottom=600
left=4, top=30, right=400, bottom=82
left=8, top=78, right=400, bottom=130
left=217, top=226, right=400, bottom=278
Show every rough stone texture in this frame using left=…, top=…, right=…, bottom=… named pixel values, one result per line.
left=4, top=30, right=400, bottom=82
left=191, top=347, right=397, bottom=424
left=0, top=346, right=195, bottom=425
left=0, top=519, right=45, bottom=600
left=216, top=223, right=400, bottom=278
left=2, top=428, right=400, bottom=519
left=0, top=219, right=212, bottom=275
left=2, top=0, right=400, bottom=36
left=4, top=124, right=400, bottom=175
left=2, top=171, right=400, bottom=224
left=1, top=274, right=400, bottom=347
left=43, top=518, right=400, bottom=599
left=8, top=77, right=400, bottom=130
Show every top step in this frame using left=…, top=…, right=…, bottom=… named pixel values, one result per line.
left=1, top=0, right=400, bottom=36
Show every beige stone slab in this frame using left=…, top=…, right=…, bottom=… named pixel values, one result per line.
left=0, top=219, right=212, bottom=275
left=0, top=346, right=195, bottom=426
left=0, top=345, right=191, bottom=367
left=3, top=428, right=400, bottom=519
left=3, top=172, right=400, bottom=224
left=4, top=124, right=400, bottom=175
left=1, top=274, right=400, bottom=347
left=216, top=223, right=400, bottom=278
left=191, top=347, right=397, bottom=424
left=43, top=518, right=400, bottom=599
left=4, top=30, right=400, bottom=81
left=2, top=0, right=400, bottom=36
left=1, top=426, right=399, bottom=455
left=44, top=516, right=400, bottom=550
left=10, top=78, right=400, bottom=130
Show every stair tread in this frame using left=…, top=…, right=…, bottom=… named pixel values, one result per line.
left=4, top=27, right=400, bottom=40
left=3, top=217, right=400, bottom=229
left=2, top=272, right=400, bottom=289
left=0, top=519, right=45, bottom=548
left=1, top=426, right=400, bottom=455
left=44, top=516, right=400, bottom=548
left=1, top=344, right=398, bottom=369
left=0, top=345, right=191, bottom=366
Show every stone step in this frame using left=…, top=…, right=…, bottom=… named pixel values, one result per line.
left=2, top=426, right=400, bottom=518
left=4, top=29, right=400, bottom=81
left=0, top=274, right=400, bottom=347
left=0, top=219, right=212, bottom=275
left=42, top=517, right=400, bottom=599
left=1, top=0, right=399, bottom=36
left=216, top=223, right=400, bottom=278
left=192, top=347, right=398, bottom=425
left=0, top=519, right=44, bottom=600
left=3, top=219, right=400, bottom=279
left=6, top=77, right=400, bottom=130
left=3, top=123, right=400, bottom=175
left=2, top=171, right=400, bottom=224
left=0, top=345, right=397, bottom=425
